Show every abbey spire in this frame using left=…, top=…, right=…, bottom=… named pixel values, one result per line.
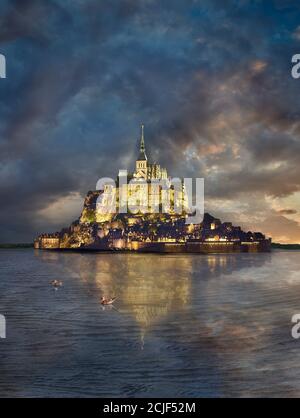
left=133, top=124, right=168, bottom=180
left=138, top=123, right=147, bottom=161
left=135, top=124, right=148, bottom=179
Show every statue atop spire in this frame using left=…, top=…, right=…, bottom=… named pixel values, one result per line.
left=140, top=124, right=145, bottom=152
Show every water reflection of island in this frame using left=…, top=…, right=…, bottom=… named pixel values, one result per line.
left=35, top=250, right=300, bottom=397
left=35, top=251, right=271, bottom=336
left=78, top=254, right=191, bottom=334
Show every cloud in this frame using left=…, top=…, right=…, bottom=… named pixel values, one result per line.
left=278, top=209, right=297, bottom=215
left=293, top=26, right=300, bottom=40
left=0, top=0, right=299, bottom=242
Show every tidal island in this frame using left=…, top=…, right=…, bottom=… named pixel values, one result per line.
left=35, top=126, right=271, bottom=253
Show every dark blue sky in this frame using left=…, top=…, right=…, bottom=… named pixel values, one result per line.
left=0, top=0, right=300, bottom=242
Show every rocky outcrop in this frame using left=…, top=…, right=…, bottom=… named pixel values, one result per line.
left=79, top=191, right=102, bottom=224
left=35, top=190, right=271, bottom=252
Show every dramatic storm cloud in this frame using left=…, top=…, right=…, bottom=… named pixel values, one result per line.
left=0, top=0, right=299, bottom=242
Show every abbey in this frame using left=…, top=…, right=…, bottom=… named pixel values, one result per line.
left=97, top=125, right=188, bottom=221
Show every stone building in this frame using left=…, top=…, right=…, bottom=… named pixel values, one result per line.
left=96, top=125, right=188, bottom=221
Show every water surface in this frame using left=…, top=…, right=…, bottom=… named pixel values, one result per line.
left=0, top=249, right=300, bottom=397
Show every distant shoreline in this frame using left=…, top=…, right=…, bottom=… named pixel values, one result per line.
left=0, top=243, right=299, bottom=250
left=0, top=243, right=34, bottom=249
left=271, top=243, right=300, bottom=250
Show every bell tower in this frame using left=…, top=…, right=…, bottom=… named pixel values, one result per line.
left=135, top=124, right=148, bottom=179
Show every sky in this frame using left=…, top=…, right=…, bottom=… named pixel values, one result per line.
left=0, top=0, right=300, bottom=243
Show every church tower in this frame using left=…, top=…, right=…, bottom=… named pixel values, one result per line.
left=135, top=124, right=148, bottom=179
